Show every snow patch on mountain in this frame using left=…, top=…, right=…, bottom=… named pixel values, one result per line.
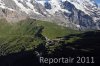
left=12, top=0, right=40, bottom=14
left=37, top=0, right=71, bottom=15
left=0, top=0, right=99, bottom=30
left=0, top=0, right=15, bottom=11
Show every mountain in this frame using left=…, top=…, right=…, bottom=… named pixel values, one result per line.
left=0, top=0, right=100, bottom=30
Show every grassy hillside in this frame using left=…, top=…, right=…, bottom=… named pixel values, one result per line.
left=0, top=19, right=100, bottom=66
left=36, top=21, right=80, bottom=39
left=0, top=19, right=45, bottom=55
left=0, top=18, right=81, bottom=55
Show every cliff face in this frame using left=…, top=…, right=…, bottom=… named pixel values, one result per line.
left=0, top=9, right=27, bottom=22
left=0, top=0, right=100, bottom=30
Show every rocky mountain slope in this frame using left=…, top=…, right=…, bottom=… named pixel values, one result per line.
left=0, top=0, right=100, bottom=30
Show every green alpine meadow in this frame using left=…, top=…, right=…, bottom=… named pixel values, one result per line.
left=0, top=18, right=81, bottom=56
left=0, top=18, right=100, bottom=66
